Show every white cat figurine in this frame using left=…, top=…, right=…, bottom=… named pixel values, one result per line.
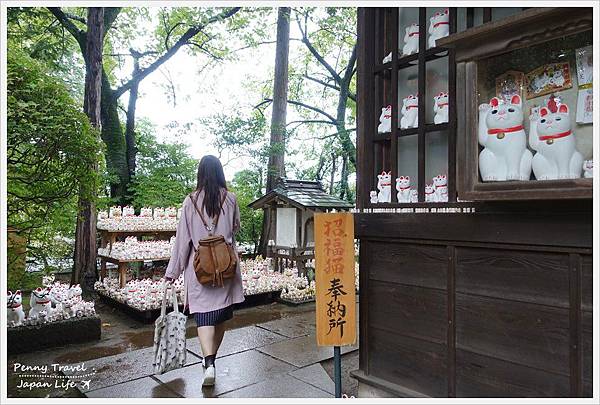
left=63, top=299, right=75, bottom=319
left=378, top=105, right=392, bottom=133
left=529, top=101, right=583, bottom=180
left=369, top=191, right=378, bottom=204
left=382, top=52, right=392, bottom=64
left=425, top=184, right=438, bottom=202
left=478, top=95, right=533, bottom=181
left=583, top=160, right=593, bottom=178
left=396, top=176, right=412, bottom=203
left=402, top=24, right=419, bottom=56
left=534, top=73, right=550, bottom=94
left=433, top=174, right=448, bottom=202
left=377, top=171, right=392, bottom=203
left=428, top=9, right=449, bottom=48
left=7, top=290, right=25, bottom=327
left=29, top=287, right=53, bottom=320
left=69, top=284, right=83, bottom=301
left=400, top=94, right=419, bottom=129
left=410, top=189, right=418, bottom=203
left=549, top=70, right=565, bottom=88
left=433, top=92, right=449, bottom=124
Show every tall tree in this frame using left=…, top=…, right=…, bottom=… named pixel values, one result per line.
left=260, top=7, right=291, bottom=256
left=73, top=7, right=104, bottom=291
left=256, top=8, right=357, bottom=202
left=49, top=7, right=241, bottom=203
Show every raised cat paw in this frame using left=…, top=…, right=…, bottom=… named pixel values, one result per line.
left=478, top=103, right=491, bottom=114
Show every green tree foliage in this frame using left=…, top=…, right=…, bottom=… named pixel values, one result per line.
left=7, top=7, right=85, bottom=99
left=7, top=49, right=102, bottom=288
left=129, top=120, right=198, bottom=208
left=229, top=170, right=264, bottom=251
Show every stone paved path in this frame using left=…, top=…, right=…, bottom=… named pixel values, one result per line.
left=81, top=306, right=359, bottom=398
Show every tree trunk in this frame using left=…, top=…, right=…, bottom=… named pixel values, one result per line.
left=260, top=7, right=291, bottom=257
left=329, top=153, right=336, bottom=194
left=124, top=55, right=141, bottom=193
left=101, top=72, right=129, bottom=203
left=73, top=7, right=103, bottom=293
left=266, top=7, right=290, bottom=191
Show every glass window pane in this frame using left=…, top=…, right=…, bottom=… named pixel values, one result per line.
left=397, top=135, right=418, bottom=202
left=456, top=8, right=467, bottom=32
left=398, top=64, right=419, bottom=129
left=425, top=56, right=449, bottom=124
left=426, top=8, right=450, bottom=49
left=477, top=30, right=593, bottom=182
left=492, top=7, right=523, bottom=22
left=398, top=8, right=420, bottom=57
left=472, top=8, right=484, bottom=26
left=425, top=131, right=449, bottom=202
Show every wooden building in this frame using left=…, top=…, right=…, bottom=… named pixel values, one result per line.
left=249, top=178, right=353, bottom=272
left=353, top=7, right=593, bottom=397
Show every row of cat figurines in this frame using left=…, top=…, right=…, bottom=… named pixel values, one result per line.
left=382, top=9, right=450, bottom=62
left=378, top=93, right=448, bottom=133
left=7, top=284, right=92, bottom=328
left=479, top=95, right=592, bottom=181
left=371, top=173, right=448, bottom=203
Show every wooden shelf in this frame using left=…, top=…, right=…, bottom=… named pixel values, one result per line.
left=373, top=133, right=391, bottom=142
left=397, top=127, right=418, bottom=137
left=99, top=254, right=171, bottom=288
left=375, top=47, right=449, bottom=75
left=98, top=254, right=171, bottom=264
left=374, top=61, right=393, bottom=73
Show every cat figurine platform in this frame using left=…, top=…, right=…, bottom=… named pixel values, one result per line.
left=478, top=95, right=532, bottom=181
left=529, top=100, right=583, bottom=180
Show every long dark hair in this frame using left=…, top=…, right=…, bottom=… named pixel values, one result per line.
left=195, top=155, right=227, bottom=218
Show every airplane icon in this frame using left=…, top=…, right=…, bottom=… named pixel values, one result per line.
left=80, top=380, right=91, bottom=390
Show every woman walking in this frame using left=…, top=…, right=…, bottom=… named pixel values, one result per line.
left=165, top=155, right=244, bottom=387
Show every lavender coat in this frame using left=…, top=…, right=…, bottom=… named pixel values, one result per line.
left=165, top=189, right=245, bottom=313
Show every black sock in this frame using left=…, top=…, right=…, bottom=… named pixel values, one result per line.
left=204, top=354, right=216, bottom=368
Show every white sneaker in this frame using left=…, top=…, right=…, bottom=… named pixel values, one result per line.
left=202, top=365, right=215, bottom=387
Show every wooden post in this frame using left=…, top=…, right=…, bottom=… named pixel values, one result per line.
left=100, top=259, right=107, bottom=281
left=118, top=262, right=127, bottom=288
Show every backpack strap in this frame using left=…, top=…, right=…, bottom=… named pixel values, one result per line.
left=191, top=190, right=228, bottom=236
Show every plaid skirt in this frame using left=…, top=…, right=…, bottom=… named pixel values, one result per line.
left=194, top=305, right=233, bottom=327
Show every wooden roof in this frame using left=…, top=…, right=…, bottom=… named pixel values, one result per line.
left=248, top=178, right=354, bottom=210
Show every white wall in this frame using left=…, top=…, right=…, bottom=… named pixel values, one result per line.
left=276, top=207, right=297, bottom=247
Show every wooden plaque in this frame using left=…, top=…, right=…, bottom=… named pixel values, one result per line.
left=314, top=212, right=357, bottom=346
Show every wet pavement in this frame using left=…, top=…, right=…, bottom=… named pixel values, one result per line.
left=7, top=300, right=360, bottom=398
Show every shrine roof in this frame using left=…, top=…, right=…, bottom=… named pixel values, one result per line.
left=248, top=178, right=354, bottom=210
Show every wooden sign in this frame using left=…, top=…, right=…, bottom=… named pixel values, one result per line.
left=314, top=212, right=356, bottom=346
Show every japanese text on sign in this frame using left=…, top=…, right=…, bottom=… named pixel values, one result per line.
left=314, top=212, right=356, bottom=346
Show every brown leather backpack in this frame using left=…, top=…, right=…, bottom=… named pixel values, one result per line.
left=191, top=191, right=237, bottom=287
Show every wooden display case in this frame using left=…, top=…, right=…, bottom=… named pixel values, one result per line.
left=438, top=8, right=593, bottom=200
left=354, top=7, right=593, bottom=398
